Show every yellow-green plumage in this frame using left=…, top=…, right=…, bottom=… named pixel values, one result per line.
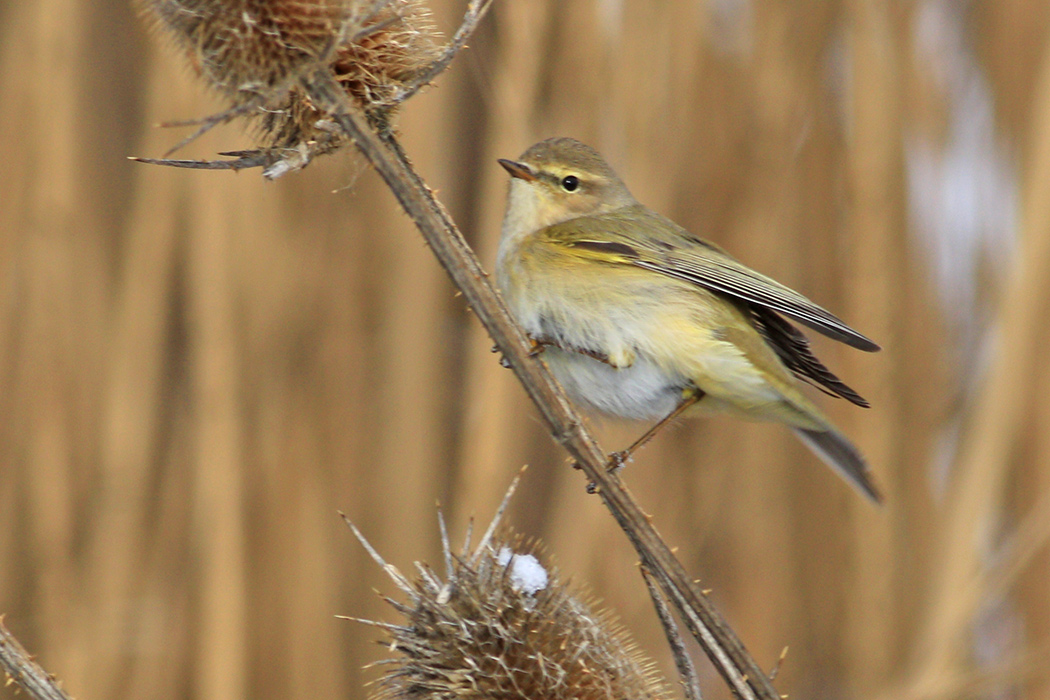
left=496, top=137, right=882, bottom=502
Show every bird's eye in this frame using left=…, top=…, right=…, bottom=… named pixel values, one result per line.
left=560, top=175, right=580, bottom=192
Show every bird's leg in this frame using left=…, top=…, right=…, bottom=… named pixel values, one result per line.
left=607, top=388, right=704, bottom=473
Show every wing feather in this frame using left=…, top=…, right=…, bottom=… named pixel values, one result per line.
left=632, top=256, right=880, bottom=351
left=542, top=207, right=880, bottom=352
left=750, top=306, right=870, bottom=407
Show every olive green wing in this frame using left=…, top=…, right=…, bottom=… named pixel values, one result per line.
left=542, top=208, right=880, bottom=352
left=639, top=244, right=880, bottom=352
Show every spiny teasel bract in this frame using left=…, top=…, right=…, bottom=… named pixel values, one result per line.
left=344, top=482, right=673, bottom=700
left=137, top=0, right=440, bottom=173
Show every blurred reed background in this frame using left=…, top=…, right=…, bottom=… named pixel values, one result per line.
left=2, top=1, right=1049, bottom=699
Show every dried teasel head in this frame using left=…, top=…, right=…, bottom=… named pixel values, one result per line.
left=137, top=0, right=441, bottom=174
left=343, top=479, right=672, bottom=700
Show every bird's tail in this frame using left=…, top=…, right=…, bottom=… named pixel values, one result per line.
left=792, top=427, right=882, bottom=503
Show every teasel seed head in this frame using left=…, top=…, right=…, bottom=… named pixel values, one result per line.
left=343, top=478, right=672, bottom=700
left=138, top=0, right=440, bottom=170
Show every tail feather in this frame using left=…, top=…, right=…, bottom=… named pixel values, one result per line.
left=792, top=427, right=882, bottom=503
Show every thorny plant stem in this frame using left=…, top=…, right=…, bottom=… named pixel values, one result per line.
left=300, top=66, right=781, bottom=700
left=0, top=618, right=74, bottom=700
left=641, top=565, right=704, bottom=700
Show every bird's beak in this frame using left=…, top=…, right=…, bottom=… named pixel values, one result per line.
left=498, top=159, right=537, bottom=182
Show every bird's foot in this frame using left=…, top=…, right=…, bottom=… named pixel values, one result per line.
left=528, top=337, right=551, bottom=357
left=606, top=450, right=629, bottom=473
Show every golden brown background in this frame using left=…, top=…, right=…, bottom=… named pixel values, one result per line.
left=2, top=1, right=1049, bottom=699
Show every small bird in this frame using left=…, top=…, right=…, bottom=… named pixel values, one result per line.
left=496, top=137, right=882, bottom=502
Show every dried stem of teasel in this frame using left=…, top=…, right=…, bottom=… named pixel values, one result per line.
left=297, top=65, right=780, bottom=700
left=0, top=618, right=74, bottom=700
left=641, top=564, right=704, bottom=700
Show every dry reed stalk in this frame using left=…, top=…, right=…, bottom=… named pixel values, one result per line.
left=0, top=0, right=94, bottom=684
left=899, top=28, right=1050, bottom=700
left=121, top=434, right=194, bottom=700
left=244, top=161, right=382, bottom=700
left=367, top=147, right=455, bottom=564
left=841, top=1, right=908, bottom=695
left=881, top=492, right=1050, bottom=700
left=186, top=174, right=250, bottom=700
left=1017, top=315, right=1050, bottom=699
left=64, top=55, right=199, bottom=700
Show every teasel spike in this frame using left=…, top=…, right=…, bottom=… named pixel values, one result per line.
left=436, top=507, right=453, bottom=580
left=468, top=464, right=524, bottom=566
left=413, top=561, right=443, bottom=594
left=459, top=517, right=473, bottom=561
left=340, top=511, right=415, bottom=595
left=335, top=616, right=412, bottom=634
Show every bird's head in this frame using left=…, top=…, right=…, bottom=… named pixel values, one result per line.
left=498, top=137, right=636, bottom=231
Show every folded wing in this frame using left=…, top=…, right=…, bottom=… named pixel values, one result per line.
left=632, top=252, right=880, bottom=352
left=544, top=208, right=881, bottom=352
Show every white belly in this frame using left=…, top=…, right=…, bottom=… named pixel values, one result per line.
left=541, top=348, right=685, bottom=420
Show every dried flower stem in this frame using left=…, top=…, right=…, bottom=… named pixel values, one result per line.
left=295, top=64, right=779, bottom=700
left=0, top=618, right=73, bottom=700
left=640, top=565, right=704, bottom=700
